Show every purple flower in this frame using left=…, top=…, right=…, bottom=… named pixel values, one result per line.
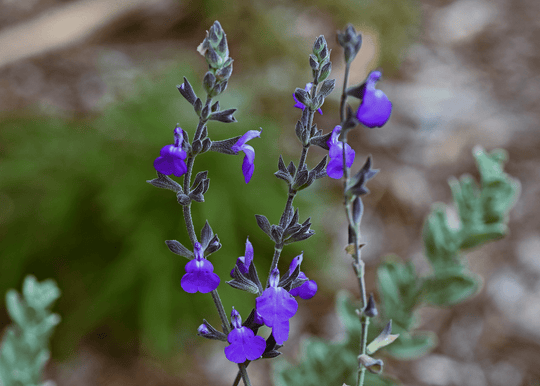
left=154, top=127, right=188, bottom=177
left=224, top=308, right=266, bottom=363
left=180, top=242, right=220, bottom=293
left=293, top=83, right=323, bottom=115
left=289, top=273, right=318, bottom=300
left=356, top=71, right=392, bottom=128
left=287, top=254, right=318, bottom=300
left=230, top=237, right=254, bottom=277
left=255, top=268, right=298, bottom=345
left=326, top=125, right=355, bottom=179
left=231, top=130, right=261, bottom=184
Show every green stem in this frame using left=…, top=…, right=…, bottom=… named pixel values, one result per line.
left=339, top=61, right=370, bottom=386
left=357, top=315, right=370, bottom=386
left=340, top=62, right=350, bottom=124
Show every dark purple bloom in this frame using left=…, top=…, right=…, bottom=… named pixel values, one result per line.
left=356, top=71, right=392, bottom=128
left=224, top=308, right=266, bottom=363
left=287, top=254, right=318, bottom=300
left=326, top=125, right=355, bottom=179
left=231, top=130, right=261, bottom=183
left=154, top=127, right=188, bottom=177
left=255, top=268, right=298, bottom=345
left=180, top=242, right=220, bottom=293
left=230, top=237, right=254, bottom=277
left=293, top=83, right=323, bottom=115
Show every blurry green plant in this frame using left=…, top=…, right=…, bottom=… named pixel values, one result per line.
left=275, top=147, right=520, bottom=386
left=0, top=275, right=60, bottom=386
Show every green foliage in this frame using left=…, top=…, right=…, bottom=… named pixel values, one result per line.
left=377, top=257, right=421, bottom=331
left=275, top=147, right=519, bottom=385
left=0, top=275, right=60, bottom=386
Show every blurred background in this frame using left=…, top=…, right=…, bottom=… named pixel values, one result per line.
left=0, top=0, right=539, bottom=385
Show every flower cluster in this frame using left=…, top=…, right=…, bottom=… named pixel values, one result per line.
left=149, top=20, right=393, bottom=385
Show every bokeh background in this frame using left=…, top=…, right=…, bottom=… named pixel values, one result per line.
left=0, top=0, right=539, bottom=385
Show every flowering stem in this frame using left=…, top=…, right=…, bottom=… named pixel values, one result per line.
left=339, top=62, right=370, bottom=386
left=180, top=96, right=252, bottom=386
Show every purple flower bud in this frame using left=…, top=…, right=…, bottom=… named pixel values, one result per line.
left=230, top=237, right=254, bottom=277
left=197, top=323, right=211, bottom=336
left=356, top=71, right=392, bottom=128
left=326, top=126, right=355, bottom=179
left=293, top=83, right=323, bottom=115
left=268, top=268, right=280, bottom=288
left=224, top=308, right=266, bottom=363
left=180, top=242, right=220, bottom=293
left=256, top=268, right=298, bottom=344
left=288, top=253, right=304, bottom=274
left=154, top=127, right=188, bottom=177
left=231, top=130, right=261, bottom=183
left=231, top=307, right=242, bottom=329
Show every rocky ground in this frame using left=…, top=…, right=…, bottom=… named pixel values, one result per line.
left=1, top=0, right=539, bottom=385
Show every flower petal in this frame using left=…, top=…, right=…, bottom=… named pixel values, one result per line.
left=181, top=259, right=220, bottom=293
left=241, top=144, right=255, bottom=183
left=231, top=130, right=261, bottom=153
left=271, top=319, right=290, bottom=345
left=326, top=157, right=345, bottom=179
left=290, top=280, right=318, bottom=300
left=256, top=287, right=298, bottom=329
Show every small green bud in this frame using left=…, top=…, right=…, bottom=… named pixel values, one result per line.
left=194, top=98, right=203, bottom=116
left=318, top=61, right=332, bottom=82
left=309, top=54, right=319, bottom=70
left=203, top=72, right=216, bottom=94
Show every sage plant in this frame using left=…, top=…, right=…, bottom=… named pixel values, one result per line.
left=147, top=21, right=393, bottom=386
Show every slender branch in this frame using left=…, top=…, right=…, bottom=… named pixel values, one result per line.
left=339, top=61, right=370, bottom=386
left=340, top=62, right=351, bottom=123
